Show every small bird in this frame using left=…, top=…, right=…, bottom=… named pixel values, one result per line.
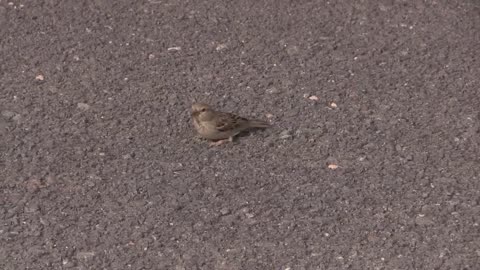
left=191, top=102, right=270, bottom=146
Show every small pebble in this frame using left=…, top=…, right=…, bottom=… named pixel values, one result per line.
left=266, top=87, right=279, bottom=94
left=308, top=95, right=319, bottom=101
left=12, top=114, right=21, bottom=122
left=279, top=130, right=293, bottom=139
left=76, top=251, right=95, bottom=260
left=415, top=215, right=434, bottom=226
left=26, top=178, right=42, bottom=193
left=220, top=208, right=230, bottom=215
left=330, top=102, right=337, bottom=108
left=216, top=44, right=227, bottom=51
left=328, top=164, right=339, bottom=170
left=286, top=45, right=299, bottom=55
left=35, top=74, right=44, bottom=81
left=77, top=103, right=90, bottom=110
left=85, top=181, right=96, bottom=188
left=1, top=110, right=15, bottom=119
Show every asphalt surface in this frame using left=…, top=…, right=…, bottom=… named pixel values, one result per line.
left=1, top=0, right=479, bottom=269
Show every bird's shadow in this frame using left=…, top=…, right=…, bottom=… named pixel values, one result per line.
left=236, top=127, right=269, bottom=139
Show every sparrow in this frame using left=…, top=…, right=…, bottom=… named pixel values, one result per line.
left=191, top=103, right=270, bottom=146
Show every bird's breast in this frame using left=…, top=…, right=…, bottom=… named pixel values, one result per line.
left=193, top=119, right=232, bottom=140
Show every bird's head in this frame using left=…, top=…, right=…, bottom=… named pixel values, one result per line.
left=191, top=103, right=214, bottom=121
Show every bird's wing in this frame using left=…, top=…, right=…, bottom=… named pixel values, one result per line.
left=215, top=112, right=249, bottom=132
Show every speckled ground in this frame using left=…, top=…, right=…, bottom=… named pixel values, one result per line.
left=1, top=0, right=479, bottom=269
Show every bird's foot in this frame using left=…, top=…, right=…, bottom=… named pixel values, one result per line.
left=209, top=137, right=233, bottom=146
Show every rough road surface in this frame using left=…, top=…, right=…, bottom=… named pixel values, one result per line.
left=1, top=0, right=479, bottom=269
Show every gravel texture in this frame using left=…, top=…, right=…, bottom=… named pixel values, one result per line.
left=1, top=0, right=479, bottom=269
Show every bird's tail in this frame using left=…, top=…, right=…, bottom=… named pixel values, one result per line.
left=248, top=119, right=271, bottom=128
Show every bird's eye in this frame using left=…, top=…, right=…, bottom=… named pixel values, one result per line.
left=201, top=108, right=206, bottom=112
